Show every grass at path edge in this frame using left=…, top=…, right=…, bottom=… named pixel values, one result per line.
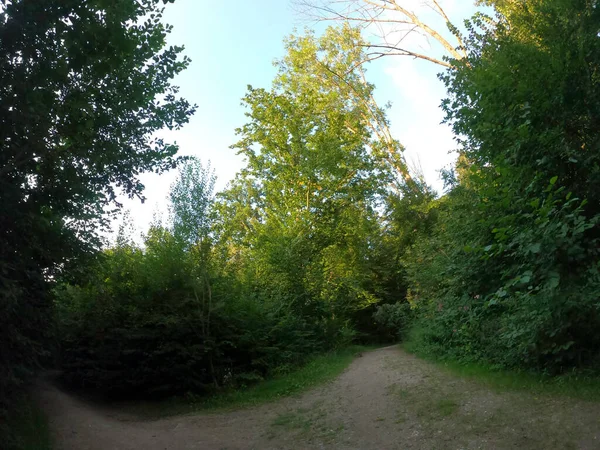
left=6, top=396, right=53, bottom=450
left=196, top=345, right=374, bottom=410
left=403, top=339, right=600, bottom=402
left=125, top=345, right=375, bottom=418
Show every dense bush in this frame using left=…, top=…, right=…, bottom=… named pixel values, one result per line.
left=372, top=302, right=413, bottom=341
left=0, top=0, right=192, bottom=443
left=55, top=153, right=373, bottom=396
left=55, top=226, right=360, bottom=396
left=405, top=0, right=600, bottom=372
left=407, top=184, right=600, bottom=370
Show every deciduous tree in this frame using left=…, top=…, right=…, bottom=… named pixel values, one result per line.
left=0, top=0, right=193, bottom=434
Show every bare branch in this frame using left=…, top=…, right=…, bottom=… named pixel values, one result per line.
left=431, top=0, right=467, bottom=53
left=362, top=44, right=452, bottom=67
left=294, top=0, right=469, bottom=68
left=315, top=60, right=418, bottom=190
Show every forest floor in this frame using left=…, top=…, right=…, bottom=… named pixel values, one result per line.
left=38, top=345, right=600, bottom=450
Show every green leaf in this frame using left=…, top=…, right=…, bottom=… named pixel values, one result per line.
left=546, top=273, right=560, bottom=289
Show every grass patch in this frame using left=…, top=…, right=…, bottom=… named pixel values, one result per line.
left=388, top=381, right=460, bottom=422
left=7, top=398, right=52, bottom=450
left=269, top=403, right=344, bottom=443
left=439, top=359, right=600, bottom=401
left=126, top=345, right=373, bottom=417
left=271, top=408, right=314, bottom=431
left=404, top=341, right=600, bottom=402
left=197, top=345, right=372, bottom=410
left=435, top=398, right=459, bottom=417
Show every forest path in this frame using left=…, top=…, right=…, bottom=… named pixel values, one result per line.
left=39, top=346, right=600, bottom=450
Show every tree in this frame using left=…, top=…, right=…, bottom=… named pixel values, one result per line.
left=296, top=0, right=469, bottom=67
left=169, top=157, right=219, bottom=385
left=169, top=158, right=217, bottom=246
left=284, top=24, right=421, bottom=192
left=0, top=0, right=194, bottom=434
left=408, top=0, right=600, bottom=370
left=217, top=25, right=401, bottom=329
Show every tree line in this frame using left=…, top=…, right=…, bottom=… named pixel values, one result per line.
left=2, top=0, right=600, bottom=447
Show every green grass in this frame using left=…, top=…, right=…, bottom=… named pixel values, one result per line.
left=268, top=402, right=345, bottom=443
left=435, top=398, right=459, bottom=416
left=404, top=341, right=600, bottom=402
left=388, top=381, right=460, bottom=421
left=127, top=345, right=373, bottom=417
left=198, top=345, right=372, bottom=410
left=7, top=398, right=53, bottom=450
left=272, top=408, right=314, bottom=431
left=436, top=359, right=600, bottom=401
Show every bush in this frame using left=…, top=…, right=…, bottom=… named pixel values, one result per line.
left=404, top=0, right=600, bottom=373
left=373, top=302, right=413, bottom=341
left=55, top=228, right=355, bottom=397
left=405, top=180, right=600, bottom=371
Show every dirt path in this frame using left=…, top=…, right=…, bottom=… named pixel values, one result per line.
left=39, top=346, right=600, bottom=450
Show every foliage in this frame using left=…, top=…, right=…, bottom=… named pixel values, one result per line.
left=55, top=228, right=352, bottom=395
left=57, top=155, right=360, bottom=396
left=373, top=302, right=413, bottom=341
left=169, top=158, right=216, bottom=245
left=5, top=395, right=52, bottom=450
left=54, top=25, right=417, bottom=399
left=0, top=0, right=193, bottom=440
left=216, top=25, right=409, bottom=339
left=406, top=0, right=600, bottom=372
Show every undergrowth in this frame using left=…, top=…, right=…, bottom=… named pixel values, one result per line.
left=7, top=397, right=52, bottom=450
left=404, top=333, right=600, bottom=402
left=120, top=345, right=373, bottom=418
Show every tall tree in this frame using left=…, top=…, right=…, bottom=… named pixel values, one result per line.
left=282, top=24, right=419, bottom=192
left=169, top=158, right=216, bottom=246
left=169, top=157, right=219, bottom=385
left=0, top=0, right=194, bottom=432
left=218, top=25, right=400, bottom=323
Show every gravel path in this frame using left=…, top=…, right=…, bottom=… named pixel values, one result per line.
left=39, top=346, right=600, bottom=449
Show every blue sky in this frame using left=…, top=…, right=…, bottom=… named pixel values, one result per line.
left=119, top=0, right=481, bottom=237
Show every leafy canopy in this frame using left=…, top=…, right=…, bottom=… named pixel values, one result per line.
left=0, top=0, right=193, bottom=435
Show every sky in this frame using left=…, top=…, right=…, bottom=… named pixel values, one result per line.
left=117, top=0, right=482, bottom=239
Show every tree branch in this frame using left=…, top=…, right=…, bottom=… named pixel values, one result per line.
left=362, top=44, right=452, bottom=67
left=295, top=0, right=468, bottom=68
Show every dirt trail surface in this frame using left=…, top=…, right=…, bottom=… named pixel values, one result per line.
left=39, top=346, right=600, bottom=450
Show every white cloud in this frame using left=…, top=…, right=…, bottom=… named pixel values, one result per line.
left=382, top=55, right=457, bottom=193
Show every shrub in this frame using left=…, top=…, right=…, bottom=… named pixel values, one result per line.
left=373, top=302, right=413, bottom=341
